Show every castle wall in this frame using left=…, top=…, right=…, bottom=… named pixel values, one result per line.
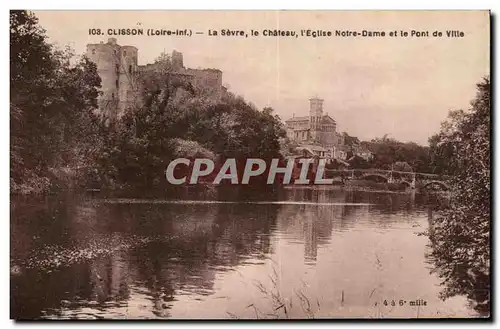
left=187, top=68, right=223, bottom=96
left=136, top=63, right=196, bottom=98
left=87, top=38, right=224, bottom=118
left=117, top=46, right=138, bottom=115
left=86, top=41, right=121, bottom=116
left=171, top=50, right=184, bottom=70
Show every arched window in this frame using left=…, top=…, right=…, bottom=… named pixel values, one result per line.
left=123, top=50, right=127, bottom=56
left=92, top=49, right=96, bottom=55
left=129, top=65, right=132, bottom=74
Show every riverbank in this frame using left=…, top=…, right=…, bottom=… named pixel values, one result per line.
left=12, top=175, right=450, bottom=200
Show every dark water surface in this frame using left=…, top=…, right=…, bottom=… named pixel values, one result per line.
left=11, top=187, right=477, bottom=319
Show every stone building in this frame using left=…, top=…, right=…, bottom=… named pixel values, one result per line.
left=285, top=98, right=339, bottom=147
left=86, top=38, right=223, bottom=119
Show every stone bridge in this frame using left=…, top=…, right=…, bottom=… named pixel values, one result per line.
left=325, top=168, right=450, bottom=190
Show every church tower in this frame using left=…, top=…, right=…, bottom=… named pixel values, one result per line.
left=309, top=97, right=324, bottom=142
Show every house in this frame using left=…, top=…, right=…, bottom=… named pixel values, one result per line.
left=355, top=148, right=374, bottom=161
left=294, top=144, right=335, bottom=164
left=334, top=145, right=349, bottom=161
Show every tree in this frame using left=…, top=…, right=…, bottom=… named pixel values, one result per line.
left=428, top=77, right=490, bottom=315
left=348, top=155, right=370, bottom=169
left=428, top=109, right=469, bottom=175
left=362, top=137, right=431, bottom=172
left=342, top=132, right=360, bottom=146
left=95, top=63, right=286, bottom=189
left=392, top=161, right=412, bottom=172
left=10, top=10, right=102, bottom=194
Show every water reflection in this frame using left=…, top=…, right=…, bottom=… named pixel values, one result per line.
left=10, top=187, right=482, bottom=319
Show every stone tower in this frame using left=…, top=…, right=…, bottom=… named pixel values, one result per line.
left=86, top=38, right=138, bottom=119
left=117, top=45, right=138, bottom=115
left=171, top=50, right=184, bottom=69
left=309, top=97, right=324, bottom=142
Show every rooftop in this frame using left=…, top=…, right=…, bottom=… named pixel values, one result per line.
left=286, top=116, right=310, bottom=122
left=286, top=114, right=336, bottom=124
left=297, top=145, right=329, bottom=152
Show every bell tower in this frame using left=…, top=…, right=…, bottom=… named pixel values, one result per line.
left=309, top=97, right=324, bottom=142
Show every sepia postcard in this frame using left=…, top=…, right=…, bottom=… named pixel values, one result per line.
left=10, top=10, right=491, bottom=320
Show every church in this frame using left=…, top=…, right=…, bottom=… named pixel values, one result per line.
left=285, top=97, right=341, bottom=148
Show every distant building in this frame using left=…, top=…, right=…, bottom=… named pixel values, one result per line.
left=295, top=144, right=334, bottom=162
left=86, top=38, right=223, bottom=119
left=355, top=148, right=374, bottom=161
left=286, top=98, right=348, bottom=163
left=285, top=98, right=339, bottom=147
left=334, top=145, right=349, bottom=161
left=345, top=141, right=373, bottom=162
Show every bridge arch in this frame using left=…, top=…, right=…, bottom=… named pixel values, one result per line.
left=423, top=181, right=450, bottom=191
left=361, top=174, right=388, bottom=182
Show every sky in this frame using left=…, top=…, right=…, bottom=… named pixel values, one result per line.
left=33, top=10, right=490, bottom=145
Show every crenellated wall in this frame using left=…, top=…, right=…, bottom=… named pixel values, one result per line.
left=186, top=68, right=223, bottom=96
left=86, top=38, right=223, bottom=119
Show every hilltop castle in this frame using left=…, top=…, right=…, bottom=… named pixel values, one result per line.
left=86, top=38, right=223, bottom=118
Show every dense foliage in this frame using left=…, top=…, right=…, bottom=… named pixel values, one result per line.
left=96, top=81, right=286, bottom=189
left=428, top=77, right=490, bottom=315
left=335, top=132, right=432, bottom=172
left=359, top=137, right=431, bottom=172
left=10, top=11, right=286, bottom=193
left=10, top=10, right=102, bottom=194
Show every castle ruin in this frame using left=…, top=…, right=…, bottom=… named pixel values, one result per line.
left=86, top=38, right=223, bottom=118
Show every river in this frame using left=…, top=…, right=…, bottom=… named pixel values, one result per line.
left=10, top=187, right=479, bottom=319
